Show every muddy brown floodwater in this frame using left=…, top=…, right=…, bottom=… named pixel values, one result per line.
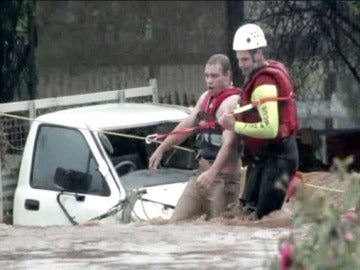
left=0, top=220, right=294, bottom=270
left=0, top=172, right=345, bottom=269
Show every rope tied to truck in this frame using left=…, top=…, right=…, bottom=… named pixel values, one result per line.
left=57, top=188, right=175, bottom=225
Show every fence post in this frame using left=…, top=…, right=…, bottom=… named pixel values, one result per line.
left=0, top=157, right=3, bottom=223
left=119, top=90, right=125, bottom=103
left=29, top=100, right=36, bottom=120
left=150, top=78, right=158, bottom=103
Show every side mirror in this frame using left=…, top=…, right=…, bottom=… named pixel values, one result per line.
left=54, top=167, right=93, bottom=193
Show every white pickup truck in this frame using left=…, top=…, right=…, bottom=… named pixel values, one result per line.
left=13, top=102, right=196, bottom=226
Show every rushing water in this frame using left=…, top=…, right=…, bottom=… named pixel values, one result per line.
left=0, top=216, right=295, bottom=270
left=1, top=171, right=338, bottom=269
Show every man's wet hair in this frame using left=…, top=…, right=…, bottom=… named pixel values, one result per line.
left=206, top=54, right=231, bottom=75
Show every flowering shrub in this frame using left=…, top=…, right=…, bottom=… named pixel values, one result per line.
left=270, top=156, right=360, bottom=269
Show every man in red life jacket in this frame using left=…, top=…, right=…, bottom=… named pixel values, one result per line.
left=149, top=54, right=243, bottom=221
left=219, top=24, right=299, bottom=219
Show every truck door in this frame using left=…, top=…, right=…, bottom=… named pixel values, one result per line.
left=13, top=124, right=123, bottom=226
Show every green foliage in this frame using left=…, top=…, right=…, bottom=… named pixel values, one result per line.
left=0, top=0, right=37, bottom=101
left=245, top=0, right=360, bottom=114
left=348, top=2, right=360, bottom=16
left=271, top=157, right=360, bottom=269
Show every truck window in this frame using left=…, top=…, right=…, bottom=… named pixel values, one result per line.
left=31, top=125, right=110, bottom=196
left=105, top=122, right=197, bottom=173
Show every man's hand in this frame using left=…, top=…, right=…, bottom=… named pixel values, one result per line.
left=195, top=170, right=216, bottom=192
left=219, top=112, right=235, bottom=131
left=148, top=149, right=163, bottom=172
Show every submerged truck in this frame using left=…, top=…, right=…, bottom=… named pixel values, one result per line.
left=13, top=102, right=196, bottom=226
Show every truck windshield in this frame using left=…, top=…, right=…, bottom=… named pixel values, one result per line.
left=31, top=125, right=110, bottom=196
left=103, top=122, right=197, bottom=177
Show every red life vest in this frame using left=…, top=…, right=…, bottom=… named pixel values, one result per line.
left=239, top=60, right=299, bottom=152
left=200, top=87, right=241, bottom=115
left=196, top=87, right=241, bottom=160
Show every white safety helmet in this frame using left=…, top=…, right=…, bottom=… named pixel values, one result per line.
left=233, top=23, right=267, bottom=51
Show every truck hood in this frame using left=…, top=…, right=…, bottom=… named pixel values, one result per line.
left=140, top=181, right=188, bottom=208
left=130, top=181, right=188, bottom=221
left=120, top=168, right=192, bottom=191
left=120, top=168, right=192, bottom=220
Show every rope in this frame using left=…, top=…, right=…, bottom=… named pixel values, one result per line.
left=0, top=111, right=194, bottom=153
left=146, top=96, right=293, bottom=143
left=145, top=121, right=216, bottom=144
left=1, top=96, right=291, bottom=149
left=0, top=112, right=31, bottom=121
left=303, top=183, right=344, bottom=193
left=121, top=189, right=146, bottom=223
left=295, top=171, right=344, bottom=193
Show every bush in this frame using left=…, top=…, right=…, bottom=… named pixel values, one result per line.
left=270, top=156, right=360, bottom=270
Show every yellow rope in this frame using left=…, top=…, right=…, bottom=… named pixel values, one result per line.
left=1, top=111, right=347, bottom=194
left=1, top=112, right=31, bottom=121
left=0, top=111, right=194, bottom=153
left=303, top=183, right=344, bottom=193
left=296, top=171, right=345, bottom=193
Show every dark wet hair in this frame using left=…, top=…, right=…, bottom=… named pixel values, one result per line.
left=206, top=54, right=231, bottom=75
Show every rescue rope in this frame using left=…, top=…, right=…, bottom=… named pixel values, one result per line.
left=1, top=96, right=291, bottom=149
left=304, top=183, right=344, bottom=193
left=145, top=121, right=216, bottom=144
left=145, top=96, right=292, bottom=143
left=0, top=111, right=193, bottom=153
left=295, top=171, right=344, bottom=193
left=3, top=106, right=343, bottom=196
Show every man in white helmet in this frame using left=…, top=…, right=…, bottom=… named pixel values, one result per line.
left=219, top=23, right=299, bottom=220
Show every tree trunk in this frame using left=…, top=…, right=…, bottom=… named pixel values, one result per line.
left=0, top=1, right=5, bottom=102
left=226, top=1, right=244, bottom=87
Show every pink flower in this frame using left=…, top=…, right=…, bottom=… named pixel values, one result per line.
left=279, top=242, right=294, bottom=270
left=286, top=174, right=299, bottom=200
left=344, top=230, right=355, bottom=242
left=345, top=209, right=357, bottom=222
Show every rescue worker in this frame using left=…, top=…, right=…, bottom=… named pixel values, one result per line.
left=149, top=54, right=242, bottom=221
left=219, top=23, right=299, bottom=220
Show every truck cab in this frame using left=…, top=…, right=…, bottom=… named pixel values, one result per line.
left=13, top=103, right=196, bottom=226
